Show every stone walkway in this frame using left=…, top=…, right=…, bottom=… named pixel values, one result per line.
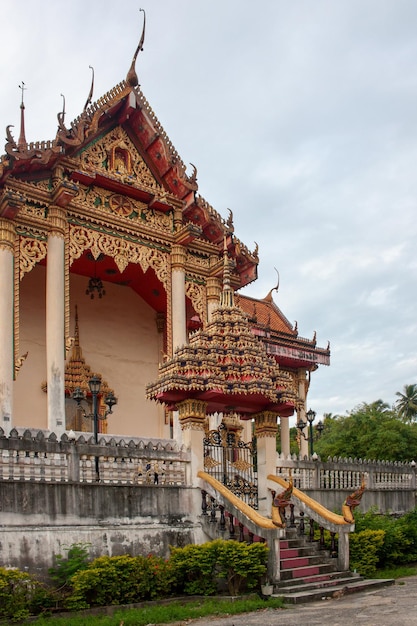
left=184, top=576, right=417, bottom=626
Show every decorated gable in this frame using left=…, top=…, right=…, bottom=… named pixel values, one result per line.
left=78, top=126, right=163, bottom=194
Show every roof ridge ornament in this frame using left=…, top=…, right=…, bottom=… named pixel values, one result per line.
left=58, top=93, right=66, bottom=129
left=127, top=8, right=146, bottom=87
left=83, top=66, right=95, bottom=112
left=264, top=267, right=280, bottom=303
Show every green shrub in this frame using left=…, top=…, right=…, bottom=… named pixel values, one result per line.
left=350, top=529, right=385, bottom=577
left=170, top=542, right=220, bottom=595
left=65, top=554, right=174, bottom=609
left=354, top=508, right=417, bottom=566
left=49, top=542, right=91, bottom=588
left=0, top=566, right=54, bottom=622
left=215, top=540, right=268, bottom=595
left=170, top=539, right=268, bottom=596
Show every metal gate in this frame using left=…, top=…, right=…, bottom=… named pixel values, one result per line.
left=203, top=422, right=258, bottom=509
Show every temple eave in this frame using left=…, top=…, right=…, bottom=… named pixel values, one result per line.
left=151, top=387, right=295, bottom=418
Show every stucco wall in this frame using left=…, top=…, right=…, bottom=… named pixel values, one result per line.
left=14, top=266, right=167, bottom=438
left=0, top=481, right=204, bottom=577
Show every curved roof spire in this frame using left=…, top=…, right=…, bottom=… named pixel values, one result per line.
left=126, top=8, right=146, bottom=87
left=83, top=66, right=95, bottom=111
left=57, top=93, right=66, bottom=129
left=264, top=267, right=280, bottom=302
left=17, top=81, right=27, bottom=150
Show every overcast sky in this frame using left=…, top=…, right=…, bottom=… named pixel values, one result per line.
left=1, top=1, right=417, bottom=419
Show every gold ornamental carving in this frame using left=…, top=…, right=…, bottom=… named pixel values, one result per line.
left=20, top=202, right=48, bottom=221
left=109, top=194, right=134, bottom=216
left=177, top=399, right=207, bottom=430
left=76, top=185, right=172, bottom=232
left=186, top=251, right=210, bottom=270
left=80, top=126, right=162, bottom=192
left=19, top=236, right=47, bottom=279
left=171, top=244, right=187, bottom=270
left=0, top=218, right=16, bottom=252
left=206, top=276, right=221, bottom=302
left=185, top=279, right=207, bottom=325
left=48, top=206, right=67, bottom=238
left=69, top=224, right=169, bottom=287
left=253, top=411, right=278, bottom=438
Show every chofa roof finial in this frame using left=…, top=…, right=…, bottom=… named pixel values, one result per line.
left=57, top=93, right=66, bottom=130
left=83, top=66, right=95, bottom=112
left=273, top=267, right=280, bottom=293
left=127, top=8, right=146, bottom=87
left=264, top=267, right=280, bottom=303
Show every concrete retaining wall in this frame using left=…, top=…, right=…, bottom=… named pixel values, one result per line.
left=0, top=481, right=204, bottom=578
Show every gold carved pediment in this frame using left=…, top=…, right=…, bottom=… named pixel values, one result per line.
left=79, top=126, right=162, bottom=193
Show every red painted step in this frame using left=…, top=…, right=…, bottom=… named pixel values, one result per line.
left=280, top=548, right=300, bottom=559
left=281, top=556, right=310, bottom=569
left=290, top=565, right=321, bottom=578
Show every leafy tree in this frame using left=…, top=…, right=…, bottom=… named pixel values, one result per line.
left=395, top=384, right=417, bottom=422
left=315, top=400, right=417, bottom=462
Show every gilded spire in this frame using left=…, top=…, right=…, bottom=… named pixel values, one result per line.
left=220, top=236, right=234, bottom=308
left=72, top=305, right=83, bottom=361
left=126, top=8, right=146, bottom=87
left=17, top=81, right=27, bottom=150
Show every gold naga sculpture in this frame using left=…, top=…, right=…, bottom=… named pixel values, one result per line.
left=342, top=474, right=366, bottom=523
left=271, top=475, right=293, bottom=527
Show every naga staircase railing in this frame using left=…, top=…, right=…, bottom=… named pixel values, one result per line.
left=198, top=470, right=361, bottom=580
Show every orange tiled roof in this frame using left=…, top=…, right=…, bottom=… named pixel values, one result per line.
left=236, top=291, right=296, bottom=336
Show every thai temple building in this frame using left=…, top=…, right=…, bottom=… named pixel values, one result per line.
left=6, top=18, right=411, bottom=597
left=0, top=17, right=330, bottom=462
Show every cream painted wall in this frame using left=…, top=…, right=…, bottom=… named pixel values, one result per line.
left=70, top=273, right=165, bottom=438
left=14, top=265, right=168, bottom=439
left=14, top=265, right=47, bottom=428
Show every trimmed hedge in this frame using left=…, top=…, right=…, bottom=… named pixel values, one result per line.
left=66, top=554, right=174, bottom=609
left=349, top=529, right=385, bottom=577
left=65, top=540, right=268, bottom=609
left=170, top=539, right=268, bottom=596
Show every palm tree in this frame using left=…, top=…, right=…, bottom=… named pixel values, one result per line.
left=395, top=384, right=417, bottom=422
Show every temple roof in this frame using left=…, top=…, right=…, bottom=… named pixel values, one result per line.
left=0, top=65, right=258, bottom=289
left=236, top=291, right=296, bottom=336
left=236, top=291, right=330, bottom=370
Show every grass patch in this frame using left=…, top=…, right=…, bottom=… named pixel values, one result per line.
left=31, top=596, right=286, bottom=625
left=374, top=565, right=417, bottom=579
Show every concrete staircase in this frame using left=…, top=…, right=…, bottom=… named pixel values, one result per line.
left=272, top=531, right=395, bottom=604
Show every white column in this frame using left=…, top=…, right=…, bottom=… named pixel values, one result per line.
left=171, top=244, right=187, bottom=350
left=171, top=244, right=187, bottom=444
left=254, top=411, right=278, bottom=516
left=280, top=416, right=290, bottom=458
left=177, top=399, right=207, bottom=487
left=297, top=370, right=308, bottom=458
left=46, top=207, right=66, bottom=433
left=0, top=219, right=15, bottom=434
